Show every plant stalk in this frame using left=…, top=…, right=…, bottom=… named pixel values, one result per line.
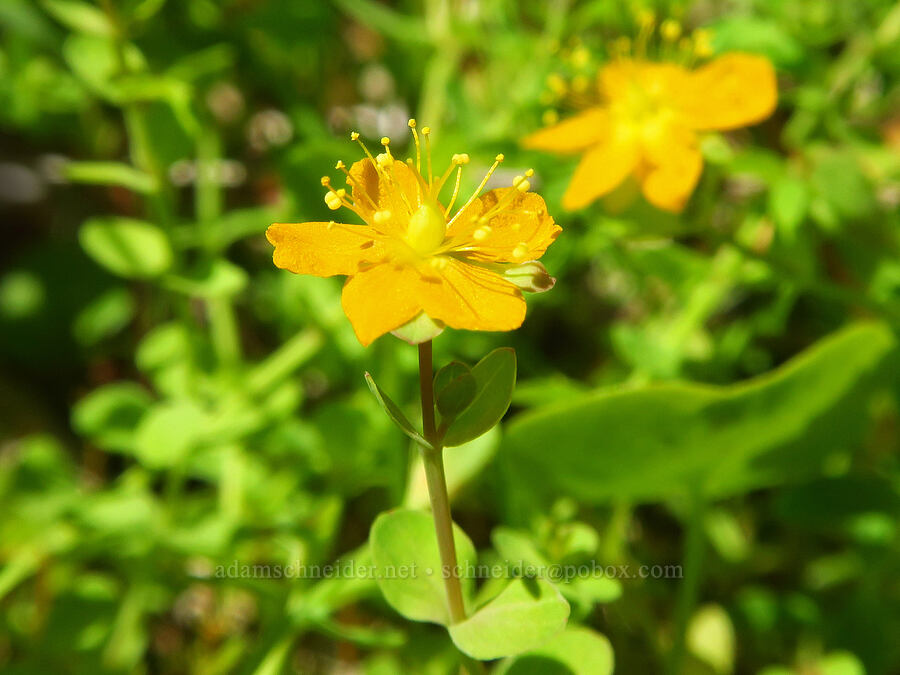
left=418, top=341, right=467, bottom=624
left=667, top=492, right=706, bottom=675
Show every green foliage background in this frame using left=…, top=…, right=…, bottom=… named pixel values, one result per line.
left=1, top=0, right=900, bottom=673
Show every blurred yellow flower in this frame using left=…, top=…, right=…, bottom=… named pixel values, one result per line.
left=524, top=52, right=777, bottom=212
left=267, top=123, right=561, bottom=346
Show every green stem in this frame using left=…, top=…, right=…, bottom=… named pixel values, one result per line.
left=667, top=493, right=706, bottom=675
left=418, top=341, right=466, bottom=625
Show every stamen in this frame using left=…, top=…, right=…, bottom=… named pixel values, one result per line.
left=336, top=159, right=377, bottom=210
left=433, top=153, right=469, bottom=198
left=351, top=130, right=382, bottom=174
left=373, top=210, right=392, bottom=225
left=661, top=19, right=681, bottom=42
left=422, top=126, right=433, bottom=188
left=473, top=225, right=491, bottom=241
left=447, top=154, right=504, bottom=227
left=408, top=119, right=421, bottom=173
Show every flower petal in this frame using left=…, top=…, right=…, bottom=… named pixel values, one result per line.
left=562, top=138, right=638, bottom=210
left=521, top=108, right=611, bottom=153
left=679, top=53, right=777, bottom=131
left=638, top=130, right=703, bottom=212
left=341, top=263, right=423, bottom=346
left=267, top=221, right=384, bottom=277
left=601, top=59, right=689, bottom=102
left=446, top=189, right=561, bottom=263
left=421, top=258, right=526, bottom=333
left=348, top=157, right=422, bottom=235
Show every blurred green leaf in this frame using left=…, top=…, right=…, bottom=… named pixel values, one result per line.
left=72, top=287, right=135, bottom=345
left=133, top=399, right=209, bottom=469
left=41, top=0, right=114, bottom=37
left=687, top=604, right=735, bottom=675
left=370, top=508, right=477, bottom=626
left=64, top=161, right=157, bottom=193
left=504, top=323, right=896, bottom=503
left=72, top=382, right=153, bottom=453
left=79, top=217, right=173, bottom=279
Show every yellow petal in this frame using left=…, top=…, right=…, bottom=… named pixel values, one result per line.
left=349, top=158, right=422, bottom=235
left=562, top=138, right=638, bottom=210
left=680, top=53, right=777, bottom=131
left=638, top=131, right=703, bottom=212
left=266, top=221, right=383, bottom=277
left=341, top=263, right=422, bottom=346
left=601, top=59, right=689, bottom=102
left=521, top=108, right=610, bottom=153
left=446, top=189, right=561, bottom=263
left=420, top=258, right=526, bottom=333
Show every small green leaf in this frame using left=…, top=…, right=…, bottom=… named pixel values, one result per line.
left=443, top=348, right=517, bottom=447
left=64, top=161, right=157, bottom=193
left=72, top=382, right=153, bottom=453
left=769, top=174, right=808, bottom=240
left=495, top=626, right=615, bottom=675
left=449, top=578, right=569, bottom=660
left=434, top=362, right=477, bottom=419
left=79, top=217, right=173, bottom=279
left=687, top=604, right=735, bottom=675
left=162, top=259, right=248, bottom=299
left=365, top=373, right=432, bottom=449
left=134, top=400, right=209, bottom=469
left=41, top=0, right=114, bottom=36
left=72, top=287, right=135, bottom=345
left=370, top=509, right=477, bottom=625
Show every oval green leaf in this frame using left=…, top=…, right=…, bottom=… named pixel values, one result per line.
left=494, top=626, right=614, bottom=675
left=443, top=348, right=516, bottom=447
left=79, top=217, right=173, bottom=279
left=449, top=577, right=569, bottom=660
left=369, top=508, right=477, bottom=626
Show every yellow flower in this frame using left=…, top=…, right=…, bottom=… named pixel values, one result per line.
left=267, top=123, right=561, bottom=346
left=523, top=52, right=777, bottom=212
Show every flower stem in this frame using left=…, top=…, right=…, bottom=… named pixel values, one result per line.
left=418, top=341, right=467, bottom=624
left=667, top=492, right=706, bottom=675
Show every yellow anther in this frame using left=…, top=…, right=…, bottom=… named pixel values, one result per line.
left=637, top=9, right=655, bottom=28
left=327, top=220, right=335, bottom=230
left=693, top=29, right=713, bottom=57
left=376, top=152, right=394, bottom=167
left=350, top=131, right=360, bottom=141
left=422, top=126, right=431, bottom=135
left=373, top=210, right=392, bottom=225
left=512, top=243, right=529, bottom=260
left=525, top=169, right=535, bottom=177
left=473, top=226, right=492, bottom=242
left=452, top=153, right=470, bottom=165
left=380, top=136, right=391, bottom=146
left=513, top=176, right=531, bottom=192
left=325, top=191, right=343, bottom=210
left=495, top=154, right=505, bottom=162
left=547, top=73, right=567, bottom=95
left=571, top=46, right=590, bottom=68
left=661, top=19, right=682, bottom=41
left=408, top=119, right=416, bottom=128
left=335, top=160, right=345, bottom=170
left=612, top=36, right=632, bottom=56
left=321, top=176, right=331, bottom=186
left=429, top=257, right=449, bottom=270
